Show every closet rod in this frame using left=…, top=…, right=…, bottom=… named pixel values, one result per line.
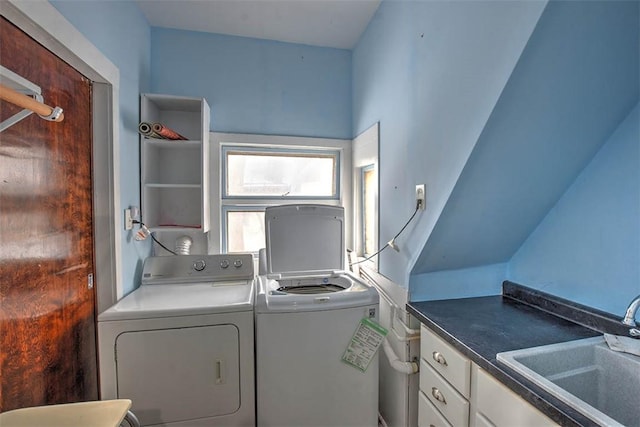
left=0, top=83, right=64, bottom=122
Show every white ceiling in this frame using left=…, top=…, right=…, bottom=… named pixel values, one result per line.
left=135, top=0, right=381, bottom=50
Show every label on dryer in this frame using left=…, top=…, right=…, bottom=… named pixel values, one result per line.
left=342, top=318, right=388, bottom=372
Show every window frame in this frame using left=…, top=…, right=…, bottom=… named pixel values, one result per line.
left=360, top=163, right=376, bottom=257
left=221, top=205, right=266, bottom=254
left=221, top=145, right=341, bottom=201
left=352, top=123, right=379, bottom=267
left=211, top=132, right=352, bottom=255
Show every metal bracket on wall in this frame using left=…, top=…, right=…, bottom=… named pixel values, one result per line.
left=0, top=65, right=64, bottom=132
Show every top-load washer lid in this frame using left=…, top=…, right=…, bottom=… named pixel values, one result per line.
left=264, top=204, right=344, bottom=276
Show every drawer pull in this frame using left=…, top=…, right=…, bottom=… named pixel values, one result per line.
left=432, top=351, right=448, bottom=366
left=431, top=387, right=447, bottom=404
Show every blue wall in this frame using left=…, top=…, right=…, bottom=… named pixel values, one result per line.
left=352, top=0, right=546, bottom=285
left=49, top=2, right=352, bottom=294
left=409, top=263, right=507, bottom=302
left=50, top=0, right=640, bottom=315
left=409, top=0, right=639, bottom=306
left=508, top=104, right=640, bottom=316
left=355, top=0, right=639, bottom=317
left=412, top=0, right=639, bottom=275
left=51, top=0, right=152, bottom=295
left=150, top=28, right=352, bottom=139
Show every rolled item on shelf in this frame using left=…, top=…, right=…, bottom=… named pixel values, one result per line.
left=152, top=122, right=188, bottom=140
left=138, top=122, right=166, bottom=139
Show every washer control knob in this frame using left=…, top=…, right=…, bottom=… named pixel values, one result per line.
left=220, top=259, right=230, bottom=269
left=233, top=259, right=243, bottom=268
left=193, top=260, right=206, bottom=271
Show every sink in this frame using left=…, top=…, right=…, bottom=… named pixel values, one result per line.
left=497, top=336, right=640, bottom=427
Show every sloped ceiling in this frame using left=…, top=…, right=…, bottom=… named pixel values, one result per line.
left=135, top=0, right=380, bottom=49
left=412, top=0, right=640, bottom=275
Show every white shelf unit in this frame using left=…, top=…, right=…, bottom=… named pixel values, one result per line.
left=140, top=93, right=210, bottom=232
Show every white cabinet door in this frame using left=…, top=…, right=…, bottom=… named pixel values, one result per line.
left=472, top=364, right=558, bottom=427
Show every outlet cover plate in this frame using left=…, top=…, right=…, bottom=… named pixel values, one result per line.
left=124, top=208, right=133, bottom=230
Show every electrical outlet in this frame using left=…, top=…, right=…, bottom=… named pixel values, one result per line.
left=130, top=206, right=140, bottom=221
left=415, top=184, right=426, bottom=210
left=124, top=208, right=133, bottom=230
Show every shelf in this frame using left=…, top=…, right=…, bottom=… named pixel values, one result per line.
left=143, top=186, right=202, bottom=229
left=142, top=140, right=201, bottom=185
left=148, top=225, right=203, bottom=232
left=140, top=93, right=210, bottom=231
left=140, top=94, right=203, bottom=141
left=144, top=183, right=202, bottom=189
left=142, top=139, right=201, bottom=146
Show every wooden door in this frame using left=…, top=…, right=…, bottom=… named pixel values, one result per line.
left=0, top=17, right=98, bottom=411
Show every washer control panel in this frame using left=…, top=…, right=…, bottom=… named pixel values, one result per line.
left=142, top=254, right=254, bottom=285
left=193, top=259, right=207, bottom=271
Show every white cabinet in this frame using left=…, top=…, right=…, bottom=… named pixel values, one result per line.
left=419, top=324, right=557, bottom=427
left=471, top=365, right=557, bottom=427
left=140, top=93, right=210, bottom=232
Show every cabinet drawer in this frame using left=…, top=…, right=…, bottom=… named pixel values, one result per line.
left=420, top=360, right=469, bottom=427
left=419, top=389, right=453, bottom=427
left=421, top=325, right=471, bottom=398
left=474, top=366, right=557, bottom=427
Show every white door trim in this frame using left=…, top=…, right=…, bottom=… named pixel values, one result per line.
left=1, top=0, right=123, bottom=312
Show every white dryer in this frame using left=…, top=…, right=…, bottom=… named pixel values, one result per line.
left=256, top=204, right=380, bottom=427
left=98, top=254, right=255, bottom=427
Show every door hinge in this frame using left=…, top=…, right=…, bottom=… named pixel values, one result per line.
left=88, top=273, right=94, bottom=289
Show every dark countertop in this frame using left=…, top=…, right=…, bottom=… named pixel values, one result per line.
left=407, top=281, right=626, bottom=427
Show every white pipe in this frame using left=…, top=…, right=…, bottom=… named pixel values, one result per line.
left=359, top=269, right=420, bottom=373
left=390, top=305, right=420, bottom=337
left=382, top=337, right=419, bottom=375
left=396, top=309, right=420, bottom=335
left=390, top=327, right=420, bottom=343
left=362, top=269, right=420, bottom=338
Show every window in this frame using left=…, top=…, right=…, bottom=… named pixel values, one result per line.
left=361, top=165, right=376, bottom=256
left=223, top=207, right=265, bottom=253
left=352, top=123, right=379, bottom=264
left=212, top=133, right=351, bottom=255
left=223, top=147, right=339, bottom=199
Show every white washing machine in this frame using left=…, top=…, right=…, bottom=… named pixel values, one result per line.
left=98, top=254, right=255, bottom=427
left=256, top=204, right=380, bottom=427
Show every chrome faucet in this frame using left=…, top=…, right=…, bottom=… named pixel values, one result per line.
left=622, top=294, right=640, bottom=337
